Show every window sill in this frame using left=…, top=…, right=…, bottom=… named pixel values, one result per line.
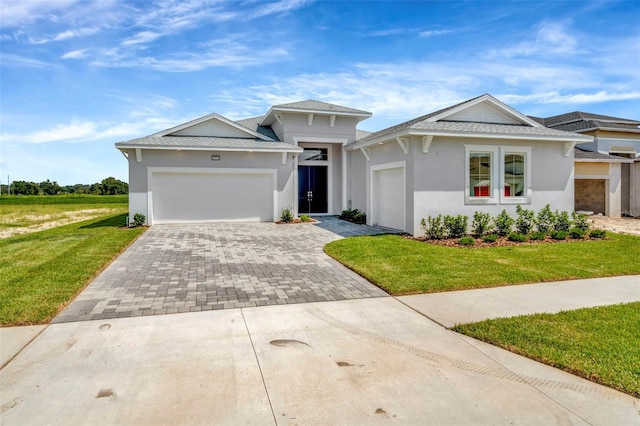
left=500, top=197, right=532, bottom=205
left=465, top=197, right=498, bottom=205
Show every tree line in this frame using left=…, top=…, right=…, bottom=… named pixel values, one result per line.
left=1, top=177, right=128, bottom=195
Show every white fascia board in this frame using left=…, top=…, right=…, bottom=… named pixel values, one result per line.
left=115, top=144, right=303, bottom=153
left=347, top=128, right=592, bottom=151
left=260, top=106, right=371, bottom=126
left=575, top=158, right=634, bottom=163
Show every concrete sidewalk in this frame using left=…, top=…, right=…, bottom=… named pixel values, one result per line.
left=1, top=298, right=638, bottom=425
left=398, top=275, right=640, bottom=328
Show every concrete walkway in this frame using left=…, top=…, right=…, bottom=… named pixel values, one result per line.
left=2, top=298, right=638, bottom=425
left=399, top=275, right=640, bottom=328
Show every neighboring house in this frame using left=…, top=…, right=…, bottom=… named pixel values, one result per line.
left=539, top=112, right=640, bottom=217
left=115, top=94, right=591, bottom=235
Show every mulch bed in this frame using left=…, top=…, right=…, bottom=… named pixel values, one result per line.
left=407, top=235, right=607, bottom=248
left=276, top=218, right=318, bottom=224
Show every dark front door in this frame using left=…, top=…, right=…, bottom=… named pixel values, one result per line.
left=298, top=165, right=328, bottom=214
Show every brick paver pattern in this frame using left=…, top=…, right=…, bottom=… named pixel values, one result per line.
left=53, top=217, right=394, bottom=323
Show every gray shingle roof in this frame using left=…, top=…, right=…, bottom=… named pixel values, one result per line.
left=542, top=111, right=640, bottom=134
left=574, top=148, right=634, bottom=162
left=115, top=136, right=301, bottom=152
left=355, top=129, right=372, bottom=141
left=273, top=100, right=371, bottom=115
left=348, top=119, right=590, bottom=149
left=234, top=115, right=279, bottom=140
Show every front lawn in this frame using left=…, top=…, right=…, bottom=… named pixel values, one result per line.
left=453, top=303, right=640, bottom=398
left=0, top=213, right=145, bottom=326
left=324, top=234, right=640, bottom=294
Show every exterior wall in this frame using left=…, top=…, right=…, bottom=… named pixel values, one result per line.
left=122, top=148, right=294, bottom=223
left=279, top=113, right=359, bottom=145
left=575, top=162, right=609, bottom=176
left=575, top=180, right=606, bottom=214
left=594, top=131, right=640, bottom=155
left=347, top=150, right=367, bottom=211
left=447, top=103, right=520, bottom=124
left=172, top=120, right=250, bottom=138
left=358, top=137, right=575, bottom=236
left=280, top=113, right=359, bottom=215
left=631, top=162, right=640, bottom=217
left=621, top=163, right=630, bottom=213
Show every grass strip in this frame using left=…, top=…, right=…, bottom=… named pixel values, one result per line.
left=0, top=213, right=145, bottom=326
left=324, top=234, right=640, bottom=294
left=453, top=303, right=640, bottom=397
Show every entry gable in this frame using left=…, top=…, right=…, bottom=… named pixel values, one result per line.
left=152, top=113, right=274, bottom=140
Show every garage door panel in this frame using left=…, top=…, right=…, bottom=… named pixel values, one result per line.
left=373, top=167, right=405, bottom=231
left=152, top=171, right=274, bottom=223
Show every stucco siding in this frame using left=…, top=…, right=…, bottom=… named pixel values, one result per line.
left=281, top=114, right=358, bottom=145
left=576, top=162, right=609, bottom=176
left=348, top=150, right=367, bottom=211
left=361, top=137, right=574, bottom=236
left=124, top=149, right=294, bottom=222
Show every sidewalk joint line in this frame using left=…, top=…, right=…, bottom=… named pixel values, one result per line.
left=241, top=308, right=278, bottom=425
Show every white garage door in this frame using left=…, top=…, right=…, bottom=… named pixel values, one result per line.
left=151, top=170, right=275, bottom=224
left=373, top=166, right=405, bottom=231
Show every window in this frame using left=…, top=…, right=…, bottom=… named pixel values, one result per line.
left=300, top=147, right=328, bottom=161
left=465, top=145, right=531, bottom=205
left=469, top=152, right=492, bottom=197
left=504, top=153, right=525, bottom=197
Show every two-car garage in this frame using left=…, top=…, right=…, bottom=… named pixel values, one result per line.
left=148, top=168, right=277, bottom=224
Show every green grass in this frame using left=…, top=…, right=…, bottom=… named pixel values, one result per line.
left=0, top=213, right=145, bottom=326
left=0, top=194, right=128, bottom=205
left=453, top=303, right=640, bottom=397
left=0, top=195, right=128, bottom=230
left=324, top=234, right=640, bottom=294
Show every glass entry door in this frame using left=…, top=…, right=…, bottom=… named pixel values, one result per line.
left=298, top=165, right=328, bottom=214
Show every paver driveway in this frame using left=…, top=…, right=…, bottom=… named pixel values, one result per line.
left=53, top=217, right=391, bottom=323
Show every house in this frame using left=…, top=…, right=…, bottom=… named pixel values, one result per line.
left=115, top=94, right=592, bottom=235
left=539, top=112, right=640, bottom=217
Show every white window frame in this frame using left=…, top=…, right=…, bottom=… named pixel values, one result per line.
left=500, top=146, right=532, bottom=204
left=465, top=145, right=532, bottom=206
left=465, top=145, right=499, bottom=205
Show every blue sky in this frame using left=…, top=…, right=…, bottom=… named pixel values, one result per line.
left=1, top=0, right=639, bottom=186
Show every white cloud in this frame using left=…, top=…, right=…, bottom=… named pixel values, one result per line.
left=418, top=29, right=451, bottom=38
left=500, top=91, right=640, bottom=105
left=61, top=49, right=89, bottom=59
left=121, top=31, right=162, bottom=46
left=489, top=20, right=579, bottom=58
left=0, top=0, right=80, bottom=27
left=27, top=120, right=97, bottom=144
left=0, top=53, right=58, bottom=68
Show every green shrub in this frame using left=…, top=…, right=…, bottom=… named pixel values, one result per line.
left=553, top=210, right=572, bottom=232
left=280, top=206, right=293, bottom=223
left=515, top=205, right=535, bottom=235
left=572, top=212, right=590, bottom=232
left=589, top=229, right=607, bottom=239
left=133, top=213, right=146, bottom=227
left=507, top=232, right=528, bottom=242
left=352, top=211, right=366, bottom=225
left=458, top=236, right=475, bottom=246
left=340, top=209, right=366, bottom=224
left=420, top=215, right=446, bottom=240
left=550, top=230, right=568, bottom=240
left=471, top=211, right=492, bottom=237
left=299, top=214, right=311, bottom=222
left=482, top=234, right=498, bottom=243
left=444, top=214, right=468, bottom=238
left=535, top=204, right=555, bottom=233
left=568, top=227, right=586, bottom=239
left=493, top=210, right=514, bottom=236
left=529, top=231, right=546, bottom=241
